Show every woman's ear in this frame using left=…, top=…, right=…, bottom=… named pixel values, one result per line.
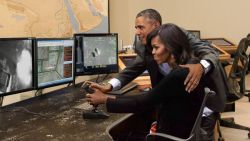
left=169, top=54, right=176, bottom=66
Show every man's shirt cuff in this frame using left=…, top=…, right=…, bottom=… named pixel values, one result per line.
left=108, top=78, right=121, bottom=91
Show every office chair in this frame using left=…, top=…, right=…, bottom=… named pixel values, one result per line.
left=146, top=88, right=214, bottom=141
left=217, top=37, right=250, bottom=140
left=107, top=112, right=155, bottom=141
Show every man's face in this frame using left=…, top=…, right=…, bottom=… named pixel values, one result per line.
left=135, top=16, right=158, bottom=45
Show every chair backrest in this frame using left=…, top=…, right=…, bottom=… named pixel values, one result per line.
left=146, top=87, right=214, bottom=141
left=222, top=38, right=249, bottom=102
left=106, top=113, right=134, bottom=140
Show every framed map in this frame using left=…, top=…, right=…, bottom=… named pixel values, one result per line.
left=0, top=0, right=109, bottom=38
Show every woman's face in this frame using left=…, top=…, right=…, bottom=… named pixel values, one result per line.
left=151, top=36, right=172, bottom=64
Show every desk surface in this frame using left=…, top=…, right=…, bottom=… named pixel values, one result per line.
left=203, top=38, right=237, bottom=54
left=0, top=84, right=128, bottom=141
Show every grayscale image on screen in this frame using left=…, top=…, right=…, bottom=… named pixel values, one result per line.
left=0, top=38, right=33, bottom=95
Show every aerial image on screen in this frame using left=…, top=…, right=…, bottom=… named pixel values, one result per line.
left=36, top=39, right=74, bottom=88
left=75, top=34, right=118, bottom=75
left=0, top=38, right=34, bottom=95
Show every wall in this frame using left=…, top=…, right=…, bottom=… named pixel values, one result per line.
left=109, top=0, right=250, bottom=45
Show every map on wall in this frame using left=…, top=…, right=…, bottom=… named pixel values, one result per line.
left=0, top=0, right=109, bottom=38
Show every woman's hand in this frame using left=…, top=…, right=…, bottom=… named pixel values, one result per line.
left=85, top=88, right=108, bottom=105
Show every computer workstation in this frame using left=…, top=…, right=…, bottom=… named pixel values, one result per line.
left=74, top=33, right=120, bottom=119
left=0, top=33, right=141, bottom=140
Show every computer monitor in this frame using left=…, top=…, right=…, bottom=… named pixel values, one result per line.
left=74, top=33, right=118, bottom=76
left=36, top=38, right=74, bottom=89
left=0, top=38, right=35, bottom=96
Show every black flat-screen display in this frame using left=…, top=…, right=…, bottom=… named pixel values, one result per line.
left=74, top=33, right=118, bottom=75
left=0, top=38, right=35, bottom=96
left=36, top=38, right=74, bottom=89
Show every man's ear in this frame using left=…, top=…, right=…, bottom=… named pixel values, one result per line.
left=154, top=22, right=161, bottom=27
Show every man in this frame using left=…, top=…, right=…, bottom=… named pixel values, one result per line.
left=89, top=9, right=226, bottom=140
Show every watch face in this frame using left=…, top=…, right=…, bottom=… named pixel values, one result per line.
left=200, top=60, right=210, bottom=68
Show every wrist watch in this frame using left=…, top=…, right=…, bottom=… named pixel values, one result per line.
left=200, top=60, right=210, bottom=74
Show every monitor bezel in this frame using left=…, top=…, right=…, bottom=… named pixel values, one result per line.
left=74, top=33, right=119, bottom=76
left=35, top=38, right=75, bottom=89
left=0, top=37, right=36, bottom=97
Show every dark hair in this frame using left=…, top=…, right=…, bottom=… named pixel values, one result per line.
left=136, top=9, right=162, bottom=25
left=147, top=23, right=195, bottom=64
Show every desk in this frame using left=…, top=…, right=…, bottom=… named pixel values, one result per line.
left=119, top=48, right=231, bottom=67
left=211, top=44, right=231, bottom=61
left=203, top=38, right=237, bottom=54
left=0, top=84, right=128, bottom=141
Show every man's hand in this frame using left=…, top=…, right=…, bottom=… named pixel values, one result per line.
left=86, top=88, right=108, bottom=105
left=81, top=81, right=112, bottom=93
left=179, top=63, right=204, bottom=93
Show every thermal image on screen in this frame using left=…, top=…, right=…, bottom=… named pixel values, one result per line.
left=36, top=39, right=74, bottom=88
left=0, top=38, right=34, bottom=95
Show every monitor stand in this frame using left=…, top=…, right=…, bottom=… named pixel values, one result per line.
left=67, top=81, right=76, bottom=87
left=0, top=96, right=3, bottom=107
left=82, top=105, right=109, bottom=119
left=35, top=89, right=43, bottom=96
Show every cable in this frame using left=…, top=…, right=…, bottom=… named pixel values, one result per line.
left=95, top=73, right=100, bottom=83
left=101, top=73, right=110, bottom=82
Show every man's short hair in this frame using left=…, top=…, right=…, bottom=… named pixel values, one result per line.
left=136, top=9, right=162, bottom=25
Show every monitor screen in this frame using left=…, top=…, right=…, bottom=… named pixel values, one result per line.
left=36, top=38, right=74, bottom=89
left=0, top=38, right=35, bottom=96
left=74, top=33, right=118, bottom=75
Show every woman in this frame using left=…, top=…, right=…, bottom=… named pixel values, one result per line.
left=86, top=23, right=205, bottom=139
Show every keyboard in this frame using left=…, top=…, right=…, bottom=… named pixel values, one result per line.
left=107, top=82, right=138, bottom=95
